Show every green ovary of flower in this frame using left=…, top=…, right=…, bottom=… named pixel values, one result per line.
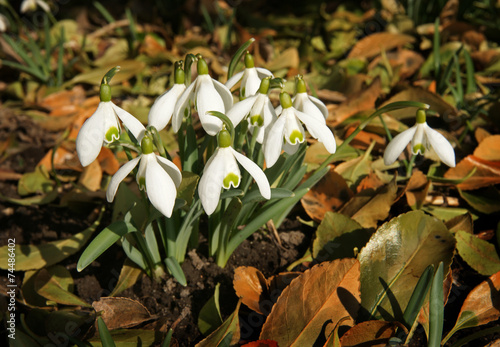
left=413, top=143, right=426, bottom=154
left=289, top=130, right=304, bottom=144
left=105, top=126, right=119, bottom=142
left=100, top=84, right=112, bottom=102
left=223, top=172, right=240, bottom=189
left=141, top=136, right=154, bottom=154
left=250, top=114, right=264, bottom=126
left=138, top=176, right=146, bottom=190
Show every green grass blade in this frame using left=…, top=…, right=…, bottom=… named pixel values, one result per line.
left=56, top=27, right=65, bottom=86
left=463, top=49, right=476, bottom=94
left=453, top=54, right=463, bottom=102
left=165, top=256, right=187, bottom=286
left=161, top=329, right=174, bottom=347
left=433, top=18, right=441, bottom=84
left=97, top=317, right=116, bottom=347
left=227, top=38, right=255, bottom=79
left=145, top=223, right=161, bottom=264
left=403, top=264, right=434, bottom=328
left=428, top=262, right=444, bottom=347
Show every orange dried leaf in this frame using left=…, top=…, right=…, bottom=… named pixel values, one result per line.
left=98, top=148, right=120, bottom=175
left=444, top=156, right=500, bottom=190
left=474, top=128, right=491, bottom=144
left=37, top=146, right=81, bottom=172
left=473, top=135, right=500, bottom=161
left=39, top=86, right=86, bottom=111
left=92, top=297, right=153, bottom=330
left=233, top=267, right=268, bottom=315
left=78, top=160, right=102, bottom=191
left=343, top=125, right=386, bottom=150
left=347, top=32, right=415, bottom=60
left=339, top=320, right=398, bottom=347
left=241, top=340, right=279, bottom=347
left=356, top=172, right=385, bottom=193
left=301, top=167, right=353, bottom=222
left=260, top=259, right=360, bottom=346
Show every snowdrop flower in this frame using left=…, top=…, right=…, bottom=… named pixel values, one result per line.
left=383, top=109, right=455, bottom=167
left=0, top=13, right=9, bottom=32
left=76, top=72, right=145, bottom=167
left=227, top=77, right=276, bottom=144
left=264, top=91, right=336, bottom=168
left=225, top=52, right=273, bottom=99
left=147, top=63, right=186, bottom=132
left=173, top=56, right=233, bottom=136
left=199, top=128, right=271, bottom=215
left=20, top=0, right=50, bottom=13
left=293, top=76, right=328, bottom=120
left=106, top=136, right=182, bottom=217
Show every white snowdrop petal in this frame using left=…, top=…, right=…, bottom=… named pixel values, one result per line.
left=283, top=141, right=300, bottom=155
left=283, top=110, right=305, bottom=146
left=106, top=156, right=141, bottom=202
left=255, top=67, right=274, bottom=79
left=198, top=149, right=226, bottom=215
left=145, top=156, right=177, bottom=217
left=307, top=95, right=329, bottom=119
left=424, top=124, right=456, bottom=167
left=264, top=114, right=287, bottom=167
left=148, top=84, right=186, bottom=131
left=242, top=68, right=261, bottom=98
left=111, top=103, right=145, bottom=142
left=172, top=80, right=196, bottom=133
left=197, top=76, right=224, bottom=136
left=231, top=148, right=271, bottom=199
left=383, top=126, right=417, bottom=166
left=212, top=78, right=234, bottom=112
left=156, top=155, right=182, bottom=187
left=225, top=71, right=244, bottom=90
left=294, top=108, right=336, bottom=154
left=227, top=95, right=258, bottom=127
left=76, top=104, right=106, bottom=167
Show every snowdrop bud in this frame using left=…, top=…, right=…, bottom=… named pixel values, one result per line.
left=141, top=136, right=154, bottom=155
left=218, top=129, right=232, bottom=148
left=280, top=91, right=293, bottom=109
left=197, top=57, right=209, bottom=75
left=244, top=51, right=255, bottom=68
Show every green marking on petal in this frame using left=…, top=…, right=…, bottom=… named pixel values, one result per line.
left=240, top=87, right=246, bottom=100
left=250, top=115, right=264, bottom=126
left=289, top=130, right=304, bottom=144
left=223, top=172, right=240, bottom=189
left=413, top=143, right=426, bottom=154
left=138, top=176, right=146, bottom=190
left=105, top=126, right=119, bottom=142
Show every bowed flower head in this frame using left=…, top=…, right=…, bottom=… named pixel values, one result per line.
left=106, top=136, right=182, bottom=217
left=76, top=68, right=145, bottom=167
left=173, top=56, right=233, bottom=136
left=264, top=91, right=336, bottom=168
left=227, top=77, right=277, bottom=144
left=293, top=77, right=328, bottom=120
left=225, top=52, right=273, bottom=99
left=383, top=109, right=455, bottom=167
left=147, top=62, right=186, bottom=132
left=199, top=128, right=271, bottom=215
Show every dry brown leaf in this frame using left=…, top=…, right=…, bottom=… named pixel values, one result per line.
left=340, top=177, right=398, bottom=229
left=475, top=128, right=491, bottom=144
left=0, top=169, right=23, bottom=181
left=37, top=146, right=81, bottom=172
left=301, top=167, right=353, bottom=222
left=473, top=135, right=500, bottom=161
left=356, top=172, right=385, bottom=193
left=233, top=267, right=300, bottom=316
left=343, top=125, right=386, bottom=150
left=327, top=78, right=382, bottom=127
left=265, top=47, right=300, bottom=71
left=92, top=297, right=153, bottom=330
left=78, top=160, right=102, bottom=191
left=445, top=213, right=474, bottom=234
left=368, top=49, right=424, bottom=80
left=97, top=148, right=120, bottom=175
left=39, top=86, right=86, bottom=111
left=405, top=169, right=430, bottom=209
left=339, top=320, right=398, bottom=347
left=451, top=270, right=500, bottom=333
left=380, top=86, right=457, bottom=120
left=233, top=267, right=268, bottom=315
left=241, top=340, right=279, bottom=347
left=260, top=259, right=360, bottom=346
left=347, top=32, right=415, bottom=60
left=444, top=155, right=500, bottom=190
left=471, top=50, right=500, bottom=69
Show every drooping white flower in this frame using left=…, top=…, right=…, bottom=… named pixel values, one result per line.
left=0, top=13, right=9, bottom=32
left=106, top=136, right=182, bottom=217
left=76, top=83, right=145, bottom=167
left=173, top=57, right=233, bottom=136
left=199, top=129, right=271, bottom=215
left=383, top=109, right=455, bottom=167
left=264, top=91, right=336, bottom=168
left=225, top=52, right=273, bottom=99
left=20, top=0, right=50, bottom=13
left=147, top=64, right=186, bottom=132
left=293, top=77, right=328, bottom=120
left=226, top=77, right=276, bottom=143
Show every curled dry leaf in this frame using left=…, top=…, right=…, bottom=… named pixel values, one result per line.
left=339, top=320, right=399, bottom=347
left=367, top=49, right=424, bottom=80
left=301, top=167, right=353, bottom=222
left=92, top=297, right=154, bottom=330
left=241, top=340, right=279, bottom=347
left=405, top=169, right=430, bottom=210
left=473, top=135, right=500, bottom=161
left=347, top=32, right=416, bottom=60
left=444, top=156, right=500, bottom=190
left=259, top=258, right=360, bottom=347
left=233, top=266, right=300, bottom=316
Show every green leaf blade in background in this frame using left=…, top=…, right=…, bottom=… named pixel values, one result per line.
left=358, top=210, right=456, bottom=321
left=455, top=230, right=500, bottom=276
